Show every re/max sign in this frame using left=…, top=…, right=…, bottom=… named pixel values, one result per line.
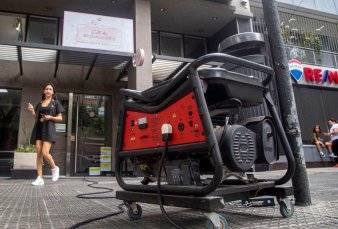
left=303, top=67, right=338, bottom=84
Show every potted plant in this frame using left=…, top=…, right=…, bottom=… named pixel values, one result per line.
left=11, top=122, right=37, bottom=179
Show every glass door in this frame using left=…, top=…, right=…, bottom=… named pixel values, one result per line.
left=72, top=94, right=111, bottom=175
left=0, top=88, right=21, bottom=175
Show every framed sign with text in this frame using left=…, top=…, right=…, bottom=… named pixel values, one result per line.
left=62, top=11, right=134, bottom=52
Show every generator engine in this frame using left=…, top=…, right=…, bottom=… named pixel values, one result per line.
left=214, top=117, right=277, bottom=173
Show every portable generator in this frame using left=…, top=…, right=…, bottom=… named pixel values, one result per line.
left=115, top=53, right=295, bottom=228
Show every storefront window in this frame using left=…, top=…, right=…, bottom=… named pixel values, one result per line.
left=0, top=12, right=26, bottom=42
left=152, top=31, right=159, bottom=55
left=184, top=36, right=206, bottom=59
left=0, top=88, right=21, bottom=151
left=27, top=16, right=58, bottom=44
left=160, top=33, right=183, bottom=57
left=293, top=86, right=338, bottom=144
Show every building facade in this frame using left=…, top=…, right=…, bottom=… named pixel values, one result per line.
left=251, top=0, right=338, bottom=165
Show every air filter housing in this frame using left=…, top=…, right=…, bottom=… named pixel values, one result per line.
left=216, top=125, right=257, bottom=172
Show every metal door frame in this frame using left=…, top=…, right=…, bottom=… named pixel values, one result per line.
left=65, top=92, right=73, bottom=176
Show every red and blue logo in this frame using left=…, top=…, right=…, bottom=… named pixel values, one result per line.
left=288, top=59, right=303, bottom=82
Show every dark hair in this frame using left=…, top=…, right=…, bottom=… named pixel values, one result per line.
left=41, top=82, right=57, bottom=100
left=328, top=118, right=337, bottom=123
left=313, top=125, right=321, bottom=134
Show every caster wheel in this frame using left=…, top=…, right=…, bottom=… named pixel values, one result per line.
left=206, top=215, right=228, bottom=229
left=280, top=202, right=294, bottom=218
left=127, top=204, right=142, bottom=220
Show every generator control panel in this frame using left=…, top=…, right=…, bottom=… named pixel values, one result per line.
left=123, top=92, right=206, bottom=151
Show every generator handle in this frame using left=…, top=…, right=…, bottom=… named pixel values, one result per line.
left=190, top=53, right=274, bottom=85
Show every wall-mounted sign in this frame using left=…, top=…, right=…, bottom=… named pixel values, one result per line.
left=89, top=167, right=100, bottom=176
left=289, top=59, right=338, bottom=88
left=100, top=147, right=111, bottom=172
left=62, top=11, right=133, bottom=52
left=289, top=59, right=303, bottom=82
left=55, top=123, right=66, bottom=133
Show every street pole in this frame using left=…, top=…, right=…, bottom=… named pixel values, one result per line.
left=261, top=0, right=311, bottom=206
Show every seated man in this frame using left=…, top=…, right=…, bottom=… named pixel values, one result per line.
left=323, top=118, right=338, bottom=161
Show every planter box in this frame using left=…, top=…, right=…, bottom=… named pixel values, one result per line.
left=13, top=152, right=37, bottom=169
left=11, top=152, right=37, bottom=179
left=11, top=169, right=36, bottom=179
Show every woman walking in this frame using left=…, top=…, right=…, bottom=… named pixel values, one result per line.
left=27, top=82, right=64, bottom=186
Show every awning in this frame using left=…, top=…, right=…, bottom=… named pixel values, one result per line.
left=0, top=41, right=220, bottom=82
left=0, top=41, right=133, bottom=80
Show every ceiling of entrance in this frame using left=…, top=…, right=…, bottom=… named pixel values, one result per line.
left=0, top=0, right=237, bottom=37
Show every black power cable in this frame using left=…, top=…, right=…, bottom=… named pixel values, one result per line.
left=157, top=135, right=185, bottom=229
left=76, top=178, right=115, bottom=199
left=69, top=179, right=125, bottom=229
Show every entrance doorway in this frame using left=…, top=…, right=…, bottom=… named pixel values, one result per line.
left=39, top=93, right=112, bottom=176
left=70, top=94, right=112, bottom=175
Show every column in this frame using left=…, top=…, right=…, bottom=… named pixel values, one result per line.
left=129, top=0, right=153, bottom=91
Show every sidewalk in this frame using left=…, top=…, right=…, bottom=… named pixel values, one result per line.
left=0, top=167, right=337, bottom=229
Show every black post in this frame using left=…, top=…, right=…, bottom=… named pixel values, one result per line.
left=261, top=0, right=311, bottom=206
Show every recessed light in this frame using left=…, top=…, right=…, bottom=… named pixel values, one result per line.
left=160, top=8, right=165, bottom=12
left=212, top=17, right=218, bottom=21
left=111, top=0, right=116, bottom=4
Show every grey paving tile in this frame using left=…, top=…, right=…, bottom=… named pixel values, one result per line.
left=1, top=168, right=338, bottom=228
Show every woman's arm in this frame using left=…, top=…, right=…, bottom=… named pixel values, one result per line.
left=27, top=103, right=36, bottom=117
left=323, top=132, right=330, bottom=137
left=43, top=113, right=62, bottom=122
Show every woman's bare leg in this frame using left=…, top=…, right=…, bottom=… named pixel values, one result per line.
left=41, top=141, right=56, bottom=169
left=315, top=142, right=323, bottom=153
left=35, top=140, right=43, bottom=177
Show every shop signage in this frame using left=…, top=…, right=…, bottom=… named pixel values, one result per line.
left=288, top=59, right=338, bottom=88
left=62, top=11, right=133, bottom=52
left=100, top=147, right=111, bottom=172
left=289, top=59, right=303, bottom=82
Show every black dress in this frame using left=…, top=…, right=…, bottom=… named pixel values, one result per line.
left=30, top=100, right=64, bottom=143
left=35, top=106, right=48, bottom=140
